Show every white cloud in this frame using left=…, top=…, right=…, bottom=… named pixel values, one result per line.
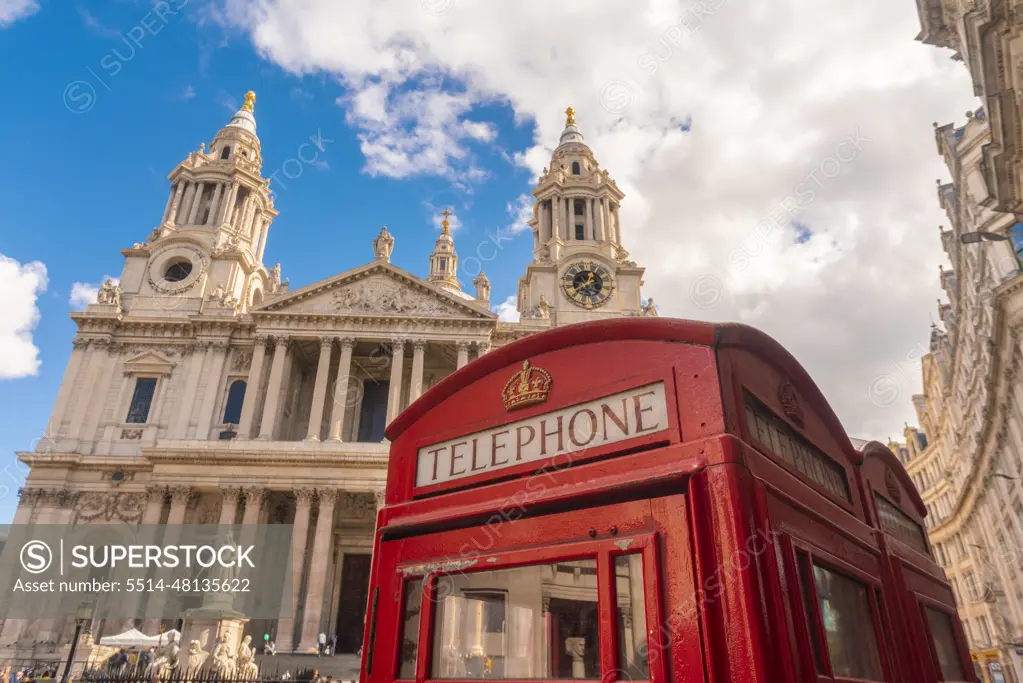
left=506, top=194, right=534, bottom=235
left=69, top=277, right=118, bottom=311
left=218, top=0, right=979, bottom=440
left=493, top=296, right=520, bottom=322
left=0, top=254, right=47, bottom=380
left=0, top=0, right=37, bottom=27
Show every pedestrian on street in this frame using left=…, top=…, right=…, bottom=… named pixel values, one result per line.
left=317, top=632, right=326, bottom=657
left=329, top=633, right=336, bottom=656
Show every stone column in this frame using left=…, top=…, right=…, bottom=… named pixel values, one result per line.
left=142, top=487, right=166, bottom=524
left=248, top=204, right=263, bottom=238
left=385, top=340, right=406, bottom=425
left=257, top=219, right=271, bottom=262
left=409, top=340, right=426, bottom=402
left=186, top=182, right=205, bottom=225
left=612, top=203, right=621, bottom=244
left=456, top=340, right=471, bottom=369
left=329, top=338, right=356, bottom=441
left=237, top=337, right=269, bottom=440
left=166, top=486, right=191, bottom=526
left=220, top=182, right=240, bottom=226
left=67, top=340, right=107, bottom=440
left=178, top=183, right=196, bottom=223
left=306, top=338, right=335, bottom=441
left=279, top=488, right=315, bottom=651
left=552, top=198, right=561, bottom=241
left=207, top=183, right=224, bottom=226
left=172, top=343, right=208, bottom=438
left=297, top=489, right=339, bottom=651
left=195, top=341, right=229, bottom=440
left=145, top=486, right=191, bottom=628
left=161, top=186, right=176, bottom=224
left=584, top=198, right=594, bottom=241
left=81, top=343, right=120, bottom=447
left=597, top=198, right=607, bottom=241
left=45, top=339, right=89, bottom=438
left=475, top=340, right=491, bottom=359
left=240, top=487, right=268, bottom=526
left=168, top=182, right=186, bottom=226
left=218, top=488, right=242, bottom=526
left=258, top=337, right=290, bottom=440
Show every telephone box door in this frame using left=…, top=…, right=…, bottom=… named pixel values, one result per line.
left=362, top=495, right=705, bottom=683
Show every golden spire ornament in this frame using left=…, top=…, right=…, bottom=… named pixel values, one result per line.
left=565, top=106, right=576, bottom=126
left=242, top=90, right=256, bottom=113
left=440, top=208, right=453, bottom=234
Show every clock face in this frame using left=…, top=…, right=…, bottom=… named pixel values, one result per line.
left=561, top=262, right=614, bottom=309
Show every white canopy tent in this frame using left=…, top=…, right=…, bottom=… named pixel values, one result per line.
left=99, top=628, right=181, bottom=648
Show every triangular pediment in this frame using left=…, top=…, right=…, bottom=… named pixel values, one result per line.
left=123, top=350, right=176, bottom=375
left=254, top=261, right=495, bottom=319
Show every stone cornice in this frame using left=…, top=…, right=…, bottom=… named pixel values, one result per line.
left=141, top=440, right=390, bottom=468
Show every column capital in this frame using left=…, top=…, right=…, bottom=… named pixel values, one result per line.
left=319, top=336, right=335, bottom=349
left=254, top=334, right=271, bottom=345
left=317, top=488, right=342, bottom=507
left=295, top=487, right=316, bottom=506
left=271, top=335, right=292, bottom=349
left=168, top=485, right=193, bottom=505
left=390, top=338, right=406, bottom=351
left=72, top=338, right=91, bottom=350
left=241, top=486, right=269, bottom=505
left=412, top=339, right=428, bottom=352
left=145, top=486, right=167, bottom=505
left=339, top=336, right=357, bottom=350
left=374, top=489, right=386, bottom=511
left=476, top=340, right=492, bottom=354
left=221, top=487, right=245, bottom=505
left=456, top=340, right=471, bottom=351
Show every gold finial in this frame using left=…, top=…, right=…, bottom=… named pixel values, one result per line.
left=440, top=208, right=453, bottom=234
left=565, top=106, right=576, bottom=126
left=242, top=90, right=256, bottom=113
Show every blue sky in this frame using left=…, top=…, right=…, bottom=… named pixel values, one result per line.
left=0, top=1, right=541, bottom=522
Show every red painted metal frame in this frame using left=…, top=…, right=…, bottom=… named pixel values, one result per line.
left=362, top=318, right=976, bottom=683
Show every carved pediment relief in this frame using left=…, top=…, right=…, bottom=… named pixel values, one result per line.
left=258, top=264, right=493, bottom=319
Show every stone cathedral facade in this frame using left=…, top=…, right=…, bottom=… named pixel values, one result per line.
left=1, top=95, right=656, bottom=662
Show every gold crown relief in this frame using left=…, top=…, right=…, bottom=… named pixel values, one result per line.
left=501, top=360, right=553, bottom=411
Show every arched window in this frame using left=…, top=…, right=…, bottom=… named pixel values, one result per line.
left=222, top=380, right=246, bottom=424
left=571, top=161, right=581, bottom=175
left=220, top=146, right=231, bottom=160
left=251, top=289, right=263, bottom=307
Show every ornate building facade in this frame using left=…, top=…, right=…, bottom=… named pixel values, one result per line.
left=0, top=97, right=656, bottom=663
left=890, top=12, right=1023, bottom=673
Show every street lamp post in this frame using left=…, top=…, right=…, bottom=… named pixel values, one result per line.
left=61, top=603, right=93, bottom=683
left=960, top=231, right=1010, bottom=244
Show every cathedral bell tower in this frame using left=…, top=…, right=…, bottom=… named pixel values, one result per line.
left=516, top=108, right=651, bottom=325
left=428, top=209, right=461, bottom=291
left=117, top=91, right=279, bottom=315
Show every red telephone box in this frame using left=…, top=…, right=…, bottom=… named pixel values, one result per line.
left=361, top=318, right=975, bottom=683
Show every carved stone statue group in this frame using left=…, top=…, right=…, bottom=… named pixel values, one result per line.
left=144, top=632, right=259, bottom=681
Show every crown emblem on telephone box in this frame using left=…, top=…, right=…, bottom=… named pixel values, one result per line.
left=502, top=360, right=553, bottom=411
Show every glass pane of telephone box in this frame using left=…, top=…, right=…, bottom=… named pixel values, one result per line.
left=431, top=560, right=600, bottom=679
left=614, top=554, right=650, bottom=680
left=398, top=578, right=423, bottom=679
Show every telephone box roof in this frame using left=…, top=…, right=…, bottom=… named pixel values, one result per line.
left=386, top=317, right=862, bottom=467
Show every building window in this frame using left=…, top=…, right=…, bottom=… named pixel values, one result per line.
left=575, top=224, right=585, bottom=240
left=574, top=199, right=585, bottom=215
left=125, top=378, right=157, bottom=424
left=438, top=258, right=447, bottom=272
left=222, top=380, right=246, bottom=424
left=571, top=161, right=581, bottom=175
left=1011, top=223, right=1023, bottom=266
left=220, top=146, right=231, bottom=160
left=164, top=261, right=193, bottom=282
